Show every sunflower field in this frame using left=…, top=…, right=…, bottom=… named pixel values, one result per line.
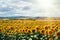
left=0, top=19, right=60, bottom=40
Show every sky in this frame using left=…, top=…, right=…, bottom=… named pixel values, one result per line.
left=0, top=0, right=60, bottom=17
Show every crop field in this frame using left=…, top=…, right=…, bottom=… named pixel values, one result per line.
left=0, top=19, right=60, bottom=40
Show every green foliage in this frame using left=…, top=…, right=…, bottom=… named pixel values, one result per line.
left=0, top=32, right=53, bottom=40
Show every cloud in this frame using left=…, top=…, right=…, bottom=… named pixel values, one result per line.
left=32, top=0, right=60, bottom=17
left=0, top=0, right=32, bottom=17
left=0, top=7, right=13, bottom=12
left=0, top=0, right=60, bottom=17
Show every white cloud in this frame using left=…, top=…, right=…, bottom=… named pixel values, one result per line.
left=0, top=0, right=60, bottom=17
left=31, top=0, right=60, bottom=17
